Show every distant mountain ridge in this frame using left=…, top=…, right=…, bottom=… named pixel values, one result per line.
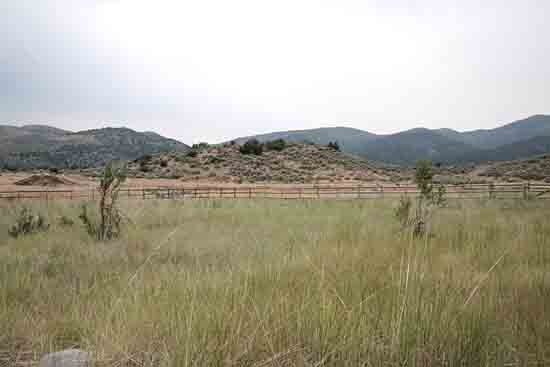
left=0, top=125, right=189, bottom=169
left=231, top=115, right=550, bottom=165
left=3, top=115, right=550, bottom=169
left=233, top=127, right=379, bottom=154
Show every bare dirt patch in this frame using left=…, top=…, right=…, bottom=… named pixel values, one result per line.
left=14, top=174, right=77, bottom=187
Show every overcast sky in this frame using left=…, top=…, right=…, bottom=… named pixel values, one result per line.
left=1, top=0, right=549, bottom=144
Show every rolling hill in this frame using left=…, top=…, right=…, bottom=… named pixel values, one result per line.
left=3, top=114, right=550, bottom=169
left=233, top=115, right=550, bottom=165
left=232, top=127, right=379, bottom=154
left=0, top=126, right=189, bottom=169
left=125, top=141, right=404, bottom=183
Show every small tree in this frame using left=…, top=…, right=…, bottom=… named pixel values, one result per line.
left=328, top=141, right=340, bottom=151
left=264, top=139, right=287, bottom=152
left=8, top=207, right=49, bottom=238
left=394, top=160, right=445, bottom=237
left=239, top=139, right=264, bottom=155
left=80, top=162, right=126, bottom=241
left=192, top=142, right=209, bottom=150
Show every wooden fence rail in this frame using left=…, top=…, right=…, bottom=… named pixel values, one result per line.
left=1, top=182, right=550, bottom=201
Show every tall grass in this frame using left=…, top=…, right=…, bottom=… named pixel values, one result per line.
left=0, top=198, right=549, bottom=366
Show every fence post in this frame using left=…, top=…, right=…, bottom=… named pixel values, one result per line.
left=523, top=182, right=528, bottom=200
left=489, top=182, right=494, bottom=199
left=316, top=186, right=320, bottom=199
left=249, top=187, right=252, bottom=199
left=233, top=187, right=237, bottom=199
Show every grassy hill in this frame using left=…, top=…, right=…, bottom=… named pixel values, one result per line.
left=126, top=141, right=403, bottom=183
left=0, top=126, right=189, bottom=169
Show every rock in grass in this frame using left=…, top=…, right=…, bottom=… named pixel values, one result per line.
left=39, top=349, right=88, bottom=367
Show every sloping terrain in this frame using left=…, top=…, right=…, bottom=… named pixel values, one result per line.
left=475, top=154, right=550, bottom=182
left=0, top=126, right=189, bottom=169
left=450, top=115, right=550, bottom=149
left=355, top=128, right=478, bottom=165
left=455, top=135, right=550, bottom=163
left=126, top=142, right=404, bottom=184
left=234, top=115, right=550, bottom=165
left=232, top=127, right=379, bottom=154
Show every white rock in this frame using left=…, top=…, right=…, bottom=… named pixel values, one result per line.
left=39, top=349, right=88, bottom=367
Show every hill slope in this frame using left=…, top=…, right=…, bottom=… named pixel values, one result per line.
left=456, top=115, right=550, bottom=148
left=232, top=127, right=379, bottom=154
left=455, top=135, right=550, bottom=163
left=234, top=115, right=550, bottom=165
left=356, top=128, right=479, bottom=165
left=126, top=142, right=403, bottom=183
left=0, top=125, right=189, bottom=169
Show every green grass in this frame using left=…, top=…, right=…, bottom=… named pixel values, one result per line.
left=0, top=198, right=549, bottom=366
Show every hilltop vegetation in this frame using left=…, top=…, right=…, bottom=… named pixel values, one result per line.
left=127, top=141, right=402, bottom=183
left=0, top=126, right=189, bottom=169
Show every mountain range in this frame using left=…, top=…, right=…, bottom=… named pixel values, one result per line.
left=2, top=114, right=550, bottom=169
left=0, top=125, right=189, bottom=169
left=234, top=115, right=550, bottom=165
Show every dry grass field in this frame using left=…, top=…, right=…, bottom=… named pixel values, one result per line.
left=1, top=198, right=549, bottom=366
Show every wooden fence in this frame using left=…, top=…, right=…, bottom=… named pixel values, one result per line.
left=1, top=182, right=550, bottom=201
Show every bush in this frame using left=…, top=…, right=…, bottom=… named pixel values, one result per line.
left=8, top=207, right=49, bottom=238
left=160, top=160, right=168, bottom=168
left=139, top=154, right=153, bottom=162
left=394, top=160, right=446, bottom=238
left=58, top=215, right=74, bottom=227
left=139, top=160, right=150, bottom=172
left=239, top=139, right=263, bottom=155
left=78, top=162, right=127, bottom=241
left=328, top=141, right=340, bottom=151
left=264, top=139, right=287, bottom=152
left=208, top=156, right=224, bottom=164
left=192, top=142, right=209, bottom=150
left=186, top=150, right=199, bottom=158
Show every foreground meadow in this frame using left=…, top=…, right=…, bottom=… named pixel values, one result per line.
left=0, top=198, right=549, bottom=366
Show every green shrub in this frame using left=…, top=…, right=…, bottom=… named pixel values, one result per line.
left=192, top=142, right=209, bottom=150
left=328, top=141, right=340, bottom=151
left=8, top=207, right=49, bottom=238
left=264, top=139, right=287, bottom=152
left=78, top=162, right=127, bottom=241
left=186, top=150, right=199, bottom=158
left=239, top=139, right=263, bottom=155
left=208, top=156, right=225, bottom=163
left=58, top=215, right=74, bottom=227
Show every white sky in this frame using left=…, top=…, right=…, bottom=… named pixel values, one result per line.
left=1, top=0, right=549, bottom=144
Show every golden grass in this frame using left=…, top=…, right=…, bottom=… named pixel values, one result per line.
left=0, top=198, right=549, bottom=366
